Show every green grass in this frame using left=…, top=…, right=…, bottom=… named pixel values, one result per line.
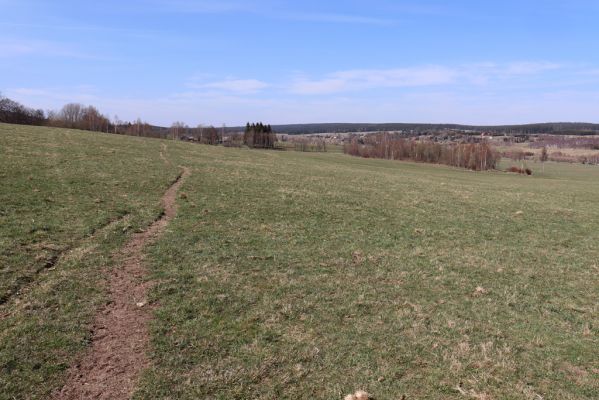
left=1, top=123, right=598, bottom=399
left=0, top=123, right=181, bottom=398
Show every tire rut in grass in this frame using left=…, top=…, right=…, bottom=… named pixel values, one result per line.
left=54, top=166, right=190, bottom=400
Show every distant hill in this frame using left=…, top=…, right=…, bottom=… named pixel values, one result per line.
left=227, top=122, right=599, bottom=136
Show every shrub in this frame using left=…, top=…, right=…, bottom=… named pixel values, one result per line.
left=507, top=166, right=532, bottom=175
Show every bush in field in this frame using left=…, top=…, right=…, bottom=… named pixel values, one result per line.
left=540, top=146, right=549, bottom=162
left=507, top=166, right=532, bottom=175
left=344, top=133, right=500, bottom=171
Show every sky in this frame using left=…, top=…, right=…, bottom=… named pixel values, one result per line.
left=1, top=0, right=599, bottom=126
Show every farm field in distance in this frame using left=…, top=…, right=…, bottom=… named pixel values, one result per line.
left=1, top=123, right=598, bottom=399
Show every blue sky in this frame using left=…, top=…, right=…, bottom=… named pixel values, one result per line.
left=2, top=0, right=599, bottom=126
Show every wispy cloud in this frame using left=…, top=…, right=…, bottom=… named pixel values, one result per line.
left=0, top=39, right=98, bottom=59
left=502, top=61, right=561, bottom=75
left=0, top=21, right=167, bottom=41
left=290, top=66, right=459, bottom=94
left=582, top=68, right=599, bottom=76
left=8, top=61, right=595, bottom=126
left=0, top=41, right=34, bottom=57
left=5, top=86, right=100, bottom=109
left=289, top=62, right=566, bottom=95
left=283, top=12, right=393, bottom=25
left=188, top=78, right=269, bottom=94
left=9, top=82, right=599, bottom=127
left=148, top=0, right=252, bottom=13
left=146, top=1, right=393, bottom=25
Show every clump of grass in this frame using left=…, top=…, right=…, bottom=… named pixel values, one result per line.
left=344, top=390, right=372, bottom=400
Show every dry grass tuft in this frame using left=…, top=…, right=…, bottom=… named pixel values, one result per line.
left=560, top=362, right=590, bottom=386
left=473, top=286, right=488, bottom=297
left=352, top=250, right=365, bottom=264
left=344, top=390, right=372, bottom=400
left=455, top=384, right=493, bottom=399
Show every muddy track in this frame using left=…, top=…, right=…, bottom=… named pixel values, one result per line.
left=54, top=166, right=190, bottom=400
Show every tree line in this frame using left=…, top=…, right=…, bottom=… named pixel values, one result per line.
left=229, top=122, right=599, bottom=136
left=0, top=94, right=284, bottom=150
left=0, top=95, right=45, bottom=126
left=0, top=93, right=156, bottom=136
left=344, top=133, right=500, bottom=171
left=0, top=94, right=229, bottom=143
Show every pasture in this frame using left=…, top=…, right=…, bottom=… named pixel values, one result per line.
left=0, top=123, right=597, bottom=399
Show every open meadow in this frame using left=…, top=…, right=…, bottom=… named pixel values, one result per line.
left=1, top=123, right=598, bottom=399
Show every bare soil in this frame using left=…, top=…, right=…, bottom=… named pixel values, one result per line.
left=54, top=167, right=190, bottom=400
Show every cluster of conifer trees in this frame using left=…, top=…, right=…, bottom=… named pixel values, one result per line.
left=344, top=133, right=500, bottom=171
left=243, top=122, right=277, bottom=148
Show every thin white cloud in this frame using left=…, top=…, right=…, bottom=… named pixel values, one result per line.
left=6, top=87, right=99, bottom=104
left=582, top=68, right=599, bottom=76
left=290, top=66, right=459, bottom=94
left=9, top=83, right=599, bottom=126
left=289, top=62, right=566, bottom=94
left=148, top=0, right=251, bottom=13
left=284, top=12, right=393, bottom=25
left=146, top=1, right=393, bottom=25
left=8, top=61, right=595, bottom=126
left=503, top=61, right=561, bottom=75
left=0, top=39, right=98, bottom=59
left=0, top=42, right=34, bottom=57
left=190, top=79, right=269, bottom=93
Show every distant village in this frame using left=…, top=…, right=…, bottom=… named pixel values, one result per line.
left=276, top=130, right=535, bottom=146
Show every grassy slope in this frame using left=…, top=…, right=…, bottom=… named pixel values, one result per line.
left=135, top=147, right=598, bottom=399
left=0, top=123, right=181, bottom=399
left=1, top=124, right=597, bottom=399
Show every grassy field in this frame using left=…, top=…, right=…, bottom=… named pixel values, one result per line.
left=1, top=123, right=598, bottom=399
left=0, top=124, right=182, bottom=398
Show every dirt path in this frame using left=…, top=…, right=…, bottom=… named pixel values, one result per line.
left=54, top=167, right=190, bottom=400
